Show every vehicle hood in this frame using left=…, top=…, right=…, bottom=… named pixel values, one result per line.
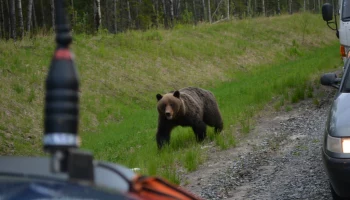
left=327, top=93, right=350, bottom=137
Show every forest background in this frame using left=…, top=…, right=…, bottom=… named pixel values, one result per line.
left=0, top=0, right=332, bottom=39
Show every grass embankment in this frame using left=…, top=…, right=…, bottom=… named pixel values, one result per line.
left=0, top=13, right=342, bottom=183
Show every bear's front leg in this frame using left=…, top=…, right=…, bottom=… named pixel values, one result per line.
left=192, top=122, right=207, bottom=142
left=156, top=119, right=175, bottom=149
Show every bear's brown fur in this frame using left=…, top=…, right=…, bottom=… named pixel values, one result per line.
left=155, top=87, right=223, bottom=149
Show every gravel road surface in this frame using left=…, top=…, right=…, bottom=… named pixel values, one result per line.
left=181, top=87, right=336, bottom=200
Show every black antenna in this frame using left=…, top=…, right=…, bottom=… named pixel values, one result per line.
left=54, top=0, right=72, bottom=48
left=43, top=0, right=93, bottom=182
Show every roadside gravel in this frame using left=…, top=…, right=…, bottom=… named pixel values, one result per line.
left=181, top=86, right=336, bottom=200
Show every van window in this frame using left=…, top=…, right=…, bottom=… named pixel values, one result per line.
left=342, top=0, right=350, bottom=20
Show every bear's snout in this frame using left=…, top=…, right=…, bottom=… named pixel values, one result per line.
left=165, top=112, right=172, bottom=120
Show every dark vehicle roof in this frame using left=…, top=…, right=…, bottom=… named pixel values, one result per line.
left=0, top=156, right=138, bottom=200
left=0, top=177, right=133, bottom=200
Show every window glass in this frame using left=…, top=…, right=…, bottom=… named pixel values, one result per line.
left=342, top=0, right=350, bottom=20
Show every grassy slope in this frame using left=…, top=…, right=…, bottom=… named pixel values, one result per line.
left=0, top=13, right=342, bottom=183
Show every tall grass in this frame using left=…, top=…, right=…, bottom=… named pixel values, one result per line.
left=0, top=13, right=342, bottom=183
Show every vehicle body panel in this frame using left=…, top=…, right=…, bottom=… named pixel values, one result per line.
left=322, top=47, right=350, bottom=198
left=339, top=0, right=350, bottom=62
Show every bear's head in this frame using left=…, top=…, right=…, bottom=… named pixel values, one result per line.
left=156, top=91, right=183, bottom=120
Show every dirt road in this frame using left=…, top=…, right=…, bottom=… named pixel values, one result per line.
left=181, top=87, right=335, bottom=200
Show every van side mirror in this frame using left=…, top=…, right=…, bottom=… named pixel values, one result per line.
left=320, top=73, right=341, bottom=89
left=322, top=3, right=333, bottom=22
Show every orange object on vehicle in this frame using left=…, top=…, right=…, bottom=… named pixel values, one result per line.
left=129, top=175, right=203, bottom=200
left=340, top=45, right=346, bottom=57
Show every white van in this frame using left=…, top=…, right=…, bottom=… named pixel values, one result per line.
left=322, top=0, right=350, bottom=63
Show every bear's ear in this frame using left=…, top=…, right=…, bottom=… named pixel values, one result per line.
left=173, top=91, right=180, bottom=98
left=156, top=94, right=163, bottom=101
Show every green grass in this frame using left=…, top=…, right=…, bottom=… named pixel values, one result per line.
left=0, top=13, right=343, bottom=183
left=81, top=41, right=341, bottom=184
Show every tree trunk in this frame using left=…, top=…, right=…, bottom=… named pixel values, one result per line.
left=105, top=0, right=109, bottom=31
left=113, top=0, right=117, bottom=33
left=51, top=0, right=55, bottom=31
left=5, top=0, right=10, bottom=39
left=254, top=0, right=257, bottom=15
left=93, top=0, right=96, bottom=29
left=289, top=0, right=292, bottom=14
left=193, top=0, right=197, bottom=24
left=32, top=0, right=37, bottom=29
left=207, top=0, right=211, bottom=23
left=176, top=0, right=181, bottom=19
left=118, top=0, right=123, bottom=31
left=126, top=0, right=131, bottom=28
left=277, top=0, right=280, bottom=14
left=262, top=0, right=265, bottom=16
left=27, top=0, right=33, bottom=32
left=16, top=0, right=23, bottom=38
left=227, top=0, right=229, bottom=19
left=313, top=0, right=315, bottom=12
left=138, top=0, right=142, bottom=28
left=135, top=0, right=140, bottom=29
left=40, top=0, right=45, bottom=28
left=9, top=0, right=15, bottom=40
left=152, top=0, right=159, bottom=28
left=169, top=0, right=174, bottom=27
left=94, top=0, right=101, bottom=31
left=247, top=0, right=251, bottom=17
left=0, top=0, right=4, bottom=38
left=201, top=0, right=206, bottom=21
left=162, top=0, right=168, bottom=28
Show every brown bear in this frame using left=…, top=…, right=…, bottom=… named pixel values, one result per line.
left=155, top=87, right=223, bottom=149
